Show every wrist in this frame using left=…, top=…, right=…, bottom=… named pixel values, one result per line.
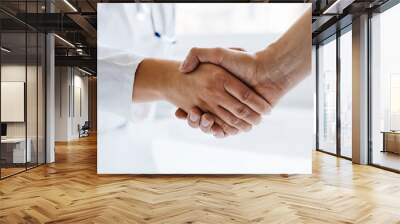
left=133, top=58, right=181, bottom=102
left=252, top=44, right=290, bottom=106
left=255, top=43, right=290, bottom=92
left=161, top=62, right=184, bottom=104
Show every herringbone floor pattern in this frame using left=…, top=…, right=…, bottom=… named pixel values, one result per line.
left=1, top=135, right=400, bottom=224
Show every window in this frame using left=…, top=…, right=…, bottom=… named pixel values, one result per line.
left=318, top=37, right=337, bottom=154
left=340, top=29, right=352, bottom=158
left=371, top=2, right=400, bottom=171
left=0, top=1, right=46, bottom=179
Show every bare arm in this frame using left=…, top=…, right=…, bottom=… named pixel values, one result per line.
left=180, top=8, right=312, bottom=106
left=131, top=58, right=270, bottom=135
left=178, top=8, right=312, bottom=135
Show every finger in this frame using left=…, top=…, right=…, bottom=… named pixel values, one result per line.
left=229, top=47, right=246, bottom=52
left=179, top=47, right=225, bottom=73
left=223, top=78, right=271, bottom=115
left=199, top=113, right=214, bottom=134
left=213, top=115, right=239, bottom=136
left=175, top=108, right=188, bottom=120
left=218, top=93, right=262, bottom=125
left=187, top=107, right=202, bottom=128
left=214, top=106, right=252, bottom=132
left=211, top=124, right=225, bottom=138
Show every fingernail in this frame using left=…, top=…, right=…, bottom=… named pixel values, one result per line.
left=201, top=119, right=211, bottom=127
left=189, top=113, right=199, bottom=122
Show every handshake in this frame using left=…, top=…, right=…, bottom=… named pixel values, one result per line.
left=174, top=46, right=286, bottom=138
left=132, top=10, right=311, bottom=138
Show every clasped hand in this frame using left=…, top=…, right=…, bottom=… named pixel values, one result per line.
left=174, top=47, right=284, bottom=138
left=133, top=10, right=310, bottom=138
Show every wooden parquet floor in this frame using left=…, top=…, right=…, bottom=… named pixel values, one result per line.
left=1, top=135, right=400, bottom=224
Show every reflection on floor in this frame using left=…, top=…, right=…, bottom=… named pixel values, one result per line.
left=373, top=150, right=400, bottom=171
left=0, top=162, right=42, bottom=178
left=0, top=167, right=25, bottom=178
left=0, top=135, right=400, bottom=223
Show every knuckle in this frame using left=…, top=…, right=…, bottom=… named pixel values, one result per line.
left=229, top=116, right=240, bottom=125
left=241, top=89, right=252, bottom=102
left=221, top=123, right=230, bottom=132
left=237, top=119, right=250, bottom=130
left=236, top=105, right=249, bottom=118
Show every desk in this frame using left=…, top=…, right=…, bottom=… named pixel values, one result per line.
left=1, top=138, right=31, bottom=163
left=382, top=131, right=400, bottom=154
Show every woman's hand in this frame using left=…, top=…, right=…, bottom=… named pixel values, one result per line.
left=132, top=58, right=270, bottom=134
left=175, top=107, right=227, bottom=138
left=176, top=9, right=312, bottom=137
left=164, top=62, right=270, bottom=132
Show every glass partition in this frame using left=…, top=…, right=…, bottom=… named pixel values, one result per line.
left=0, top=1, right=46, bottom=179
left=1, top=30, right=28, bottom=177
left=317, top=36, right=337, bottom=154
left=38, top=32, right=45, bottom=165
left=26, top=0, right=43, bottom=169
left=340, top=29, right=352, bottom=158
left=371, top=3, right=400, bottom=171
left=27, top=31, right=38, bottom=169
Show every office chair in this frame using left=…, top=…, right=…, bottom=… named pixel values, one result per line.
left=79, top=121, right=90, bottom=138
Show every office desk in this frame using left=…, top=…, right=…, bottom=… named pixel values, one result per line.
left=382, top=131, right=400, bottom=154
left=1, top=138, right=31, bottom=163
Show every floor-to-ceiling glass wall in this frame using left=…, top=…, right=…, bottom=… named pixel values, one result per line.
left=37, top=31, right=45, bottom=165
left=0, top=0, right=46, bottom=179
left=0, top=29, right=28, bottom=178
left=371, top=2, right=400, bottom=171
left=317, top=36, right=337, bottom=154
left=340, top=27, right=352, bottom=158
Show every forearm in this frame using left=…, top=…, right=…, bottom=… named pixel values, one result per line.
left=132, top=58, right=181, bottom=103
left=256, top=9, right=312, bottom=90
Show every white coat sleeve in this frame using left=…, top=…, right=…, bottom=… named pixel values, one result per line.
left=97, top=45, right=144, bottom=131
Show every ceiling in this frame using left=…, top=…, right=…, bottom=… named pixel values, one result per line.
left=0, top=0, right=395, bottom=74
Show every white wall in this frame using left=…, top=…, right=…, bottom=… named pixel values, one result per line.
left=55, top=67, right=89, bottom=141
left=1, top=64, right=46, bottom=164
left=71, top=73, right=89, bottom=138
left=1, top=65, right=40, bottom=138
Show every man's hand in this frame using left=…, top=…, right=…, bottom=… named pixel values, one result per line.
left=175, top=47, right=283, bottom=137
left=179, top=47, right=285, bottom=106
left=175, top=106, right=227, bottom=138
left=176, top=9, right=312, bottom=137
left=133, top=58, right=271, bottom=135
left=166, top=62, right=270, bottom=133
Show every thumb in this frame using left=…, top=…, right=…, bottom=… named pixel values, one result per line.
left=179, top=51, right=200, bottom=73
left=179, top=47, right=225, bottom=73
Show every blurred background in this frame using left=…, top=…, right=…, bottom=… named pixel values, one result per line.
left=98, top=3, right=313, bottom=174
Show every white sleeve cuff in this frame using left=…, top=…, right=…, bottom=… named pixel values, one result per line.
left=97, top=45, right=144, bottom=128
